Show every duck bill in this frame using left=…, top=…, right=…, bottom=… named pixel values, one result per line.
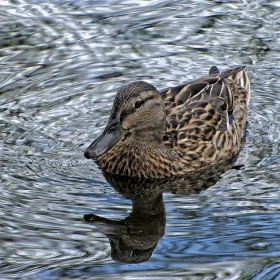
left=84, top=120, right=124, bottom=159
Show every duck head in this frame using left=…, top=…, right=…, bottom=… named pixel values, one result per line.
left=84, top=81, right=166, bottom=159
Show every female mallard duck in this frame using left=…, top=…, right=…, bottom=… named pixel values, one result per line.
left=84, top=66, right=250, bottom=178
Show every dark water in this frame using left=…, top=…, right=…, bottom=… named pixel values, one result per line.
left=1, top=0, right=280, bottom=279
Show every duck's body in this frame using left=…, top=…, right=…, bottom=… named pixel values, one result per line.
left=84, top=66, right=250, bottom=178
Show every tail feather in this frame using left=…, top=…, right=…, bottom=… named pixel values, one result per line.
left=228, top=69, right=251, bottom=102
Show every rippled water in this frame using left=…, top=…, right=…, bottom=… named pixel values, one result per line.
left=1, top=0, right=280, bottom=279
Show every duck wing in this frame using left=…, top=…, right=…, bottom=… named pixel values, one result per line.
left=160, top=66, right=247, bottom=149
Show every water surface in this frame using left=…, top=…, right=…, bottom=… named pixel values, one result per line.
left=1, top=0, right=280, bottom=279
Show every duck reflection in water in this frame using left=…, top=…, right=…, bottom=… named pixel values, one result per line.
left=85, top=176, right=165, bottom=263
left=84, top=157, right=240, bottom=263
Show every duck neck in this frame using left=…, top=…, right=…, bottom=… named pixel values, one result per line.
left=97, top=136, right=181, bottom=178
left=132, top=129, right=164, bottom=147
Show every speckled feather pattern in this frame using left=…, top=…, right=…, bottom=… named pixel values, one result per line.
left=94, top=66, right=250, bottom=178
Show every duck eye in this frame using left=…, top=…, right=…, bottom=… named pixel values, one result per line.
left=135, top=100, right=143, bottom=108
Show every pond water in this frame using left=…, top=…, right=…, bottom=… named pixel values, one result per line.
left=1, top=0, right=280, bottom=279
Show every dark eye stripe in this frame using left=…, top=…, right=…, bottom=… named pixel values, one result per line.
left=120, top=95, right=157, bottom=123
left=135, top=95, right=156, bottom=109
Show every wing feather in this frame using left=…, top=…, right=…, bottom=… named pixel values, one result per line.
left=161, top=66, right=247, bottom=149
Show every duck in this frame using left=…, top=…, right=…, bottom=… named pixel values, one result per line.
left=84, top=65, right=250, bottom=178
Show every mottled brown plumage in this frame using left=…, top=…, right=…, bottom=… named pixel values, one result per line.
left=84, top=66, right=250, bottom=178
